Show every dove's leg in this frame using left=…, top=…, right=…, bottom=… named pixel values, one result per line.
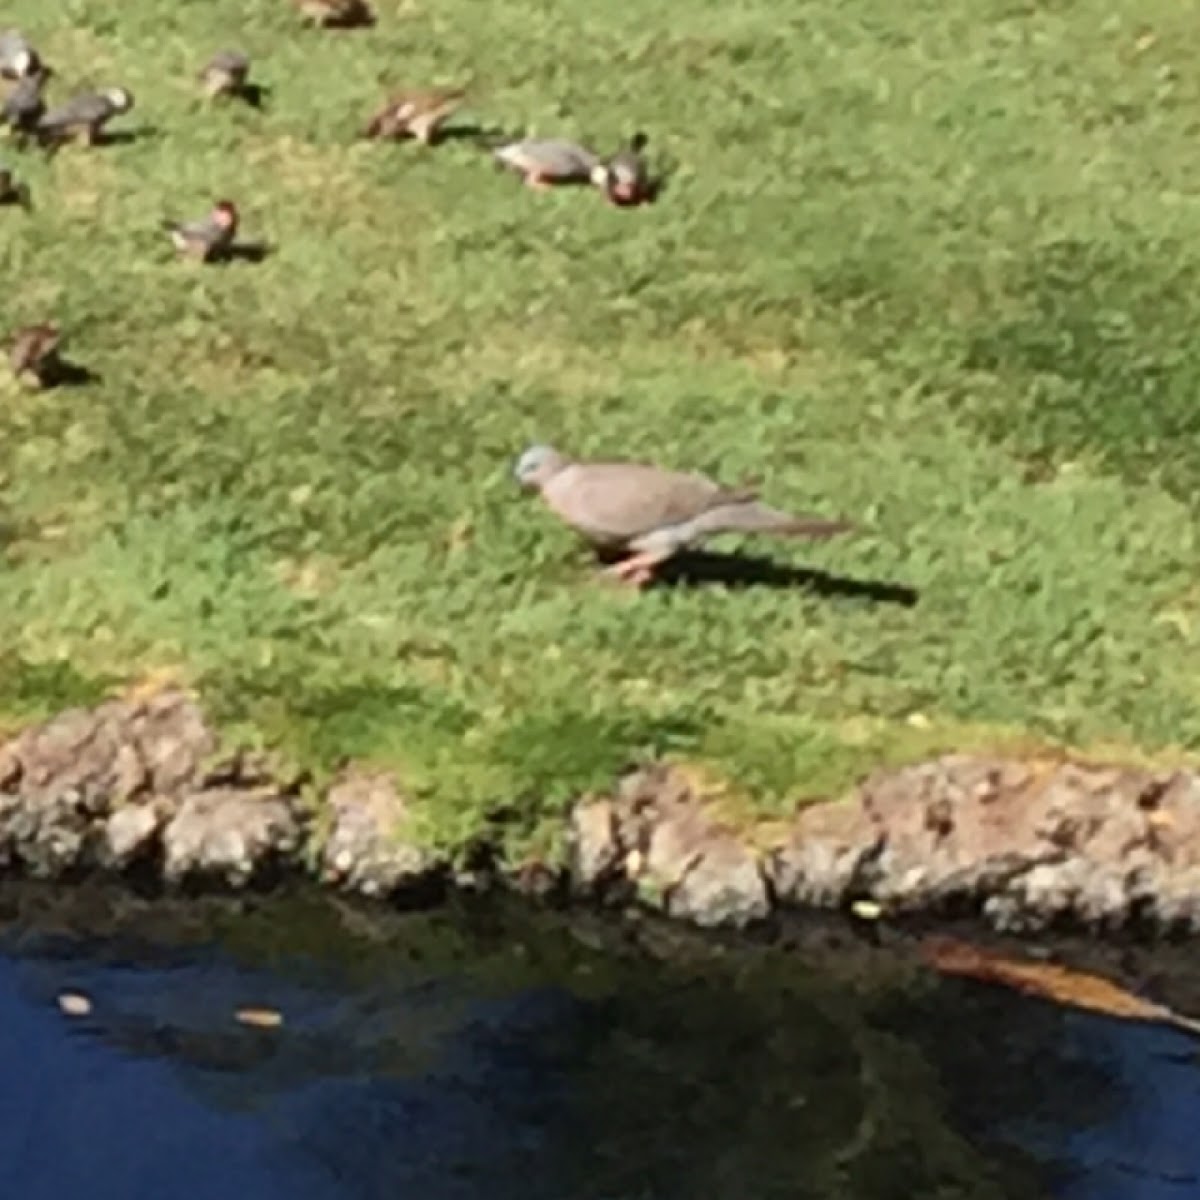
left=603, top=550, right=671, bottom=588
left=525, top=173, right=554, bottom=191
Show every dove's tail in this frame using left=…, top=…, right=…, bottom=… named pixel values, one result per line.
left=697, top=502, right=855, bottom=540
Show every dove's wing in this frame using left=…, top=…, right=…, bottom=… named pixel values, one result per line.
left=541, top=462, right=747, bottom=546
left=40, top=94, right=108, bottom=130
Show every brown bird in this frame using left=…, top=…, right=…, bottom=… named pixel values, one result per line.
left=9, top=323, right=62, bottom=388
left=162, top=199, right=239, bottom=262
left=293, top=0, right=374, bottom=29
left=198, top=49, right=251, bottom=100
left=362, top=87, right=466, bottom=145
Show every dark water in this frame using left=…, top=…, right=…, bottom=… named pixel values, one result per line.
left=0, top=881, right=1197, bottom=1200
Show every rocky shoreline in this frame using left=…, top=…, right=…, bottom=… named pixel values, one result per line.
left=2, top=689, right=1199, bottom=935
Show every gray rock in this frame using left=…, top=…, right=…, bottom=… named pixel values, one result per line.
left=0, top=691, right=218, bottom=875
left=320, top=772, right=433, bottom=897
left=769, top=799, right=881, bottom=906
left=102, top=803, right=165, bottom=867
left=617, top=777, right=770, bottom=929
left=568, top=797, right=622, bottom=891
left=664, top=832, right=769, bottom=929
left=162, top=788, right=300, bottom=886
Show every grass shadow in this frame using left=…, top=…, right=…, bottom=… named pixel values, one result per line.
left=646, top=548, right=920, bottom=604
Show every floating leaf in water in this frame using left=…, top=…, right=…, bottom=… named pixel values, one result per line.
left=919, top=936, right=1200, bottom=1038
left=234, top=1006, right=283, bottom=1029
left=57, top=991, right=92, bottom=1017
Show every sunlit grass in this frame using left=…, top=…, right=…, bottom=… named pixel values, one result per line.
left=3, top=0, right=1200, bottom=853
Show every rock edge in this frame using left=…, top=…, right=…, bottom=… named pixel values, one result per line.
left=2, top=690, right=1199, bottom=934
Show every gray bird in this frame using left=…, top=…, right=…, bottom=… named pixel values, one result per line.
left=513, top=444, right=856, bottom=587
left=37, top=86, right=134, bottom=147
left=0, top=30, right=39, bottom=80
left=603, top=132, right=650, bottom=206
left=199, top=49, right=251, bottom=100
left=162, top=199, right=239, bottom=262
left=492, top=137, right=608, bottom=190
left=2, top=68, right=49, bottom=136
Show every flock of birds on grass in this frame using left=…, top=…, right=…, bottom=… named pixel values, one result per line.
left=1, top=8, right=857, bottom=591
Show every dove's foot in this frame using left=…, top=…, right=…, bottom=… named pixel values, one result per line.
left=524, top=173, right=554, bottom=191
left=602, top=552, right=664, bottom=589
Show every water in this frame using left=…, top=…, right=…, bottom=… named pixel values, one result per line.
left=0, top=880, right=1197, bottom=1200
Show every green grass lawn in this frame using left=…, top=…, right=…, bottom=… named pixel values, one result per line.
left=4, top=0, right=1200, bottom=856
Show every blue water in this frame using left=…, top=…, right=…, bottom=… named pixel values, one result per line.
left=0, top=885, right=1198, bottom=1200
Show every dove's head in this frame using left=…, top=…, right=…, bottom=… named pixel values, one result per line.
left=211, top=199, right=239, bottom=228
left=513, top=444, right=568, bottom=490
left=103, top=86, right=134, bottom=113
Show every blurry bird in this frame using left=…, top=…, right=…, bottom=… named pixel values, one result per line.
left=362, top=86, right=466, bottom=144
left=603, top=132, right=651, bottom=206
left=1, top=67, right=49, bottom=137
left=162, top=199, right=239, bottom=262
left=198, top=49, right=252, bottom=101
left=0, top=163, right=29, bottom=207
left=293, top=0, right=374, bottom=28
left=37, top=86, right=134, bottom=147
left=491, top=137, right=607, bottom=191
left=8, top=323, right=62, bottom=388
left=0, top=30, right=39, bottom=80
left=513, top=444, right=856, bottom=587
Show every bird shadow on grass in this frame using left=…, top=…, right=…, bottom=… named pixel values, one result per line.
left=434, top=122, right=507, bottom=145
left=638, top=548, right=920, bottom=605
left=41, top=357, right=99, bottom=388
left=96, top=126, right=159, bottom=148
left=238, top=84, right=270, bottom=110
left=219, top=241, right=272, bottom=265
left=37, top=126, right=157, bottom=159
left=309, top=10, right=377, bottom=29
